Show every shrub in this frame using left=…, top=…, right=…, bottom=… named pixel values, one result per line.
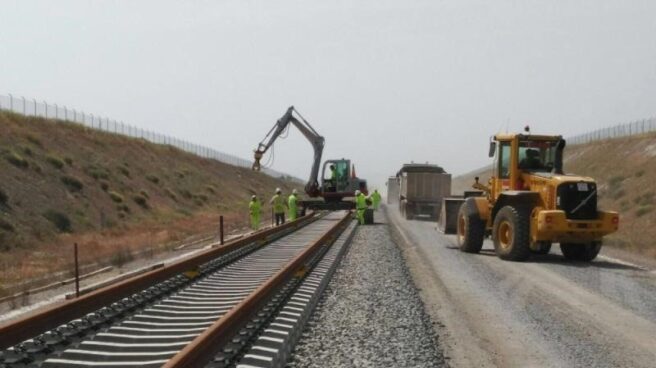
left=100, top=181, right=109, bottom=191
left=43, top=210, right=72, bottom=232
left=108, top=191, right=124, bottom=203
left=31, top=162, right=42, bottom=174
left=635, top=170, right=645, bottom=178
left=139, top=190, right=149, bottom=199
left=116, top=204, right=130, bottom=213
left=205, top=185, right=216, bottom=194
left=165, top=188, right=177, bottom=201
left=64, top=157, right=73, bottom=166
left=175, top=171, right=185, bottom=179
left=195, top=193, right=209, bottom=203
left=25, top=134, right=42, bottom=147
left=118, top=166, right=131, bottom=178
left=84, top=165, right=110, bottom=180
left=635, top=205, right=653, bottom=218
left=146, top=175, right=160, bottom=184
left=0, top=188, right=8, bottom=206
left=641, top=191, right=655, bottom=205
left=45, top=155, right=65, bottom=169
left=61, top=175, right=84, bottom=192
left=132, top=195, right=148, bottom=209
left=110, top=247, right=134, bottom=267
left=22, top=146, right=33, bottom=157
left=179, top=189, right=192, bottom=200
left=608, top=175, right=625, bottom=187
left=0, top=218, right=14, bottom=232
left=5, top=151, right=28, bottom=169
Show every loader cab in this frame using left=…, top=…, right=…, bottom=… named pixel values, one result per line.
left=491, top=134, right=565, bottom=196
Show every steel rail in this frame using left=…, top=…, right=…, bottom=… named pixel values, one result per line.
left=0, top=213, right=317, bottom=350
left=164, top=211, right=352, bottom=368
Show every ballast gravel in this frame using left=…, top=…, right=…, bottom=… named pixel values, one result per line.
left=287, top=216, right=447, bottom=368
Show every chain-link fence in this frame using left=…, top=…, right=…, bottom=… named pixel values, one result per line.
left=0, top=93, right=291, bottom=178
left=568, top=117, right=656, bottom=145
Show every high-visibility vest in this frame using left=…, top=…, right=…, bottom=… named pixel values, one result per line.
left=356, top=193, right=367, bottom=210
left=270, top=194, right=285, bottom=214
left=288, top=194, right=297, bottom=210
left=249, top=200, right=261, bottom=215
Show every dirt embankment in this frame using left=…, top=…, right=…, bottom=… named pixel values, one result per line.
left=451, top=132, right=656, bottom=257
left=0, top=111, right=300, bottom=291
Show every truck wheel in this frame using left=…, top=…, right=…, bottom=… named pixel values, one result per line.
left=532, top=241, right=552, bottom=255
left=492, top=206, right=531, bottom=261
left=405, top=205, right=414, bottom=220
left=560, top=242, right=601, bottom=261
left=456, top=204, right=485, bottom=253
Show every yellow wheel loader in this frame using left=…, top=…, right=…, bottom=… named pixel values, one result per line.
left=445, top=128, right=619, bottom=262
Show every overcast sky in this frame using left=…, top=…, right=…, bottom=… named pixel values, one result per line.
left=2, top=1, right=655, bottom=192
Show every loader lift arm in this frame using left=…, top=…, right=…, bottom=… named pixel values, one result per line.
left=252, top=106, right=325, bottom=197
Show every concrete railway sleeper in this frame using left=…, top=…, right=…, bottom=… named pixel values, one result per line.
left=0, top=211, right=351, bottom=367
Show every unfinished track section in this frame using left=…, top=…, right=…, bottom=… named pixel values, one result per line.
left=0, top=211, right=353, bottom=367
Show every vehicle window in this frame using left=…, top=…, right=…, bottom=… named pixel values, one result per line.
left=498, top=142, right=511, bottom=179
left=518, top=140, right=558, bottom=172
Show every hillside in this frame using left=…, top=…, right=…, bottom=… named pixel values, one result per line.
left=451, top=132, right=656, bottom=257
left=0, top=111, right=300, bottom=289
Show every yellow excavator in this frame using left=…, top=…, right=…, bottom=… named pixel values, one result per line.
left=252, top=106, right=369, bottom=213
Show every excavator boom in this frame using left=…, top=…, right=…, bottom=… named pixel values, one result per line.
left=252, top=106, right=325, bottom=197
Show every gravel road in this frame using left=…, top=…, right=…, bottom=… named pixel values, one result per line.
left=386, top=205, right=656, bottom=368
left=287, top=211, right=447, bottom=368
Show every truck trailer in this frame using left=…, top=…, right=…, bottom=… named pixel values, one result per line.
left=397, top=164, right=451, bottom=220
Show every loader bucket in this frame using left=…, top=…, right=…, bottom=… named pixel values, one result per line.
left=438, top=197, right=465, bottom=234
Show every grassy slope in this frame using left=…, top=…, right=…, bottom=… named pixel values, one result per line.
left=0, top=112, right=300, bottom=287
left=451, top=132, right=656, bottom=257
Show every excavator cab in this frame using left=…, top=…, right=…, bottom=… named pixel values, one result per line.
left=320, top=159, right=368, bottom=200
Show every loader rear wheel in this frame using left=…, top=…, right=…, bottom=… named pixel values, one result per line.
left=456, top=203, right=485, bottom=253
left=560, top=242, right=601, bottom=261
left=493, top=206, right=531, bottom=261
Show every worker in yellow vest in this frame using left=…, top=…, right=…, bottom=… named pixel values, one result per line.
left=270, top=188, right=286, bottom=226
left=288, top=189, right=298, bottom=221
left=249, top=195, right=262, bottom=231
left=370, top=189, right=382, bottom=210
left=355, top=190, right=367, bottom=225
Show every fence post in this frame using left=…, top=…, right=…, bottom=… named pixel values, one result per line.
left=8, top=94, right=13, bottom=111
left=22, top=96, right=26, bottom=115
left=64, top=106, right=68, bottom=121
left=33, top=99, right=37, bottom=116
left=74, top=243, right=80, bottom=298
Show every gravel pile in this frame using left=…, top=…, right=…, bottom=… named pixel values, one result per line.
left=287, top=217, right=447, bottom=368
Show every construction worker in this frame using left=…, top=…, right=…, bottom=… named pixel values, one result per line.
left=355, top=190, right=367, bottom=225
left=329, top=164, right=338, bottom=191
left=370, top=189, right=382, bottom=210
left=248, top=195, right=262, bottom=231
left=288, top=189, right=298, bottom=221
left=270, top=188, right=286, bottom=226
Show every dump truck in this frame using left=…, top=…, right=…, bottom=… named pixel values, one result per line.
left=386, top=176, right=399, bottom=205
left=397, top=164, right=451, bottom=220
left=441, top=128, right=619, bottom=261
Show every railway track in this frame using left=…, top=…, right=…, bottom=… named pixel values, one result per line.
left=0, top=211, right=355, bottom=368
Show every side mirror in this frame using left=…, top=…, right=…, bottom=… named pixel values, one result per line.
left=488, top=141, right=496, bottom=157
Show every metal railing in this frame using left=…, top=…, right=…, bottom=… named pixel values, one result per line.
left=0, top=93, right=290, bottom=178
left=568, top=117, right=656, bottom=145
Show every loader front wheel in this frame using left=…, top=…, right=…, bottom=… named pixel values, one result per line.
left=493, top=206, right=531, bottom=261
left=560, top=242, right=601, bottom=261
left=456, top=204, right=485, bottom=253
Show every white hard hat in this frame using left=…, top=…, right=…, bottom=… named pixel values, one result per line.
left=251, top=195, right=256, bottom=199
left=292, top=189, right=298, bottom=194
left=276, top=188, right=281, bottom=193
left=355, top=190, right=361, bottom=195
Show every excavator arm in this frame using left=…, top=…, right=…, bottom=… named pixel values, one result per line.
left=252, top=106, right=325, bottom=197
